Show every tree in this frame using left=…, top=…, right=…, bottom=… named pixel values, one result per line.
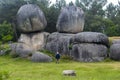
left=75, top=0, right=107, bottom=33
left=0, top=0, right=26, bottom=23
left=55, top=0, right=66, bottom=10
left=106, top=2, right=120, bottom=36
left=106, top=3, right=117, bottom=21
left=0, top=21, right=14, bottom=42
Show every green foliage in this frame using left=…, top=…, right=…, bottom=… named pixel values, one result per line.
left=0, top=21, right=14, bottom=43
left=0, top=0, right=26, bottom=23
left=75, top=0, right=120, bottom=36
left=0, top=71, right=10, bottom=80
left=104, top=58, right=114, bottom=62
left=68, top=44, right=73, bottom=50
left=10, top=52, right=19, bottom=58
left=40, top=49, right=55, bottom=59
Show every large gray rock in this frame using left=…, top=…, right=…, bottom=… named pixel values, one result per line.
left=56, top=5, right=84, bottom=33
left=31, top=52, right=52, bottom=62
left=18, top=32, right=49, bottom=51
left=10, top=43, right=34, bottom=58
left=71, top=43, right=107, bottom=62
left=45, top=32, right=74, bottom=55
left=110, top=44, right=120, bottom=60
left=71, top=32, right=109, bottom=47
left=17, top=4, right=47, bottom=33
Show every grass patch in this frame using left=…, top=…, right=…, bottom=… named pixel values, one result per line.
left=0, top=55, right=120, bottom=80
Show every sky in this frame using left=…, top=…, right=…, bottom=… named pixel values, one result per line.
left=50, top=0, right=119, bottom=5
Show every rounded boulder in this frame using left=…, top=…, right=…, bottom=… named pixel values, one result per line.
left=110, top=44, right=120, bottom=60
left=31, top=52, right=52, bottom=62
left=17, top=4, right=47, bottom=33
left=56, top=5, right=84, bottom=33
left=71, top=32, right=109, bottom=47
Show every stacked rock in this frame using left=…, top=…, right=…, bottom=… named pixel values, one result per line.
left=71, top=32, right=109, bottom=62
left=110, top=39, right=120, bottom=60
left=10, top=4, right=52, bottom=62
left=46, top=5, right=109, bottom=62
left=45, top=5, right=84, bottom=56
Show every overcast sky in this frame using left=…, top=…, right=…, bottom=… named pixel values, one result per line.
left=50, top=0, right=119, bottom=5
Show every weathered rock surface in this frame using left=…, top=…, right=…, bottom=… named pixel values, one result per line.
left=110, top=44, right=120, bottom=60
left=63, top=70, right=76, bottom=76
left=112, top=39, right=120, bottom=44
left=56, top=5, right=84, bottom=33
left=45, top=32, right=74, bottom=55
left=71, top=32, right=109, bottom=47
left=10, top=43, right=34, bottom=58
left=31, top=52, right=52, bottom=62
left=18, top=32, right=49, bottom=51
left=0, top=50, right=6, bottom=56
left=71, top=43, right=107, bottom=62
left=17, top=4, right=47, bottom=33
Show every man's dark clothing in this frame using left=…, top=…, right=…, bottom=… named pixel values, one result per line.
left=55, top=54, right=60, bottom=60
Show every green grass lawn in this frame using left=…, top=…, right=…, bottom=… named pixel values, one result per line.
left=0, top=56, right=120, bottom=80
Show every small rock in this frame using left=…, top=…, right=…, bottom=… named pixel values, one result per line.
left=31, top=52, right=52, bottom=62
left=63, top=70, right=76, bottom=76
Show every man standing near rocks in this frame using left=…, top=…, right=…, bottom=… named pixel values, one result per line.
left=55, top=52, right=60, bottom=63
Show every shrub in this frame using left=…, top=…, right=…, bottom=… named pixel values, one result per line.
left=0, top=71, right=10, bottom=80
left=0, top=21, right=14, bottom=43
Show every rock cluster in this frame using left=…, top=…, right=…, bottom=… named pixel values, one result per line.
left=10, top=4, right=110, bottom=62
left=45, top=5, right=109, bottom=62
left=110, top=39, right=120, bottom=60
